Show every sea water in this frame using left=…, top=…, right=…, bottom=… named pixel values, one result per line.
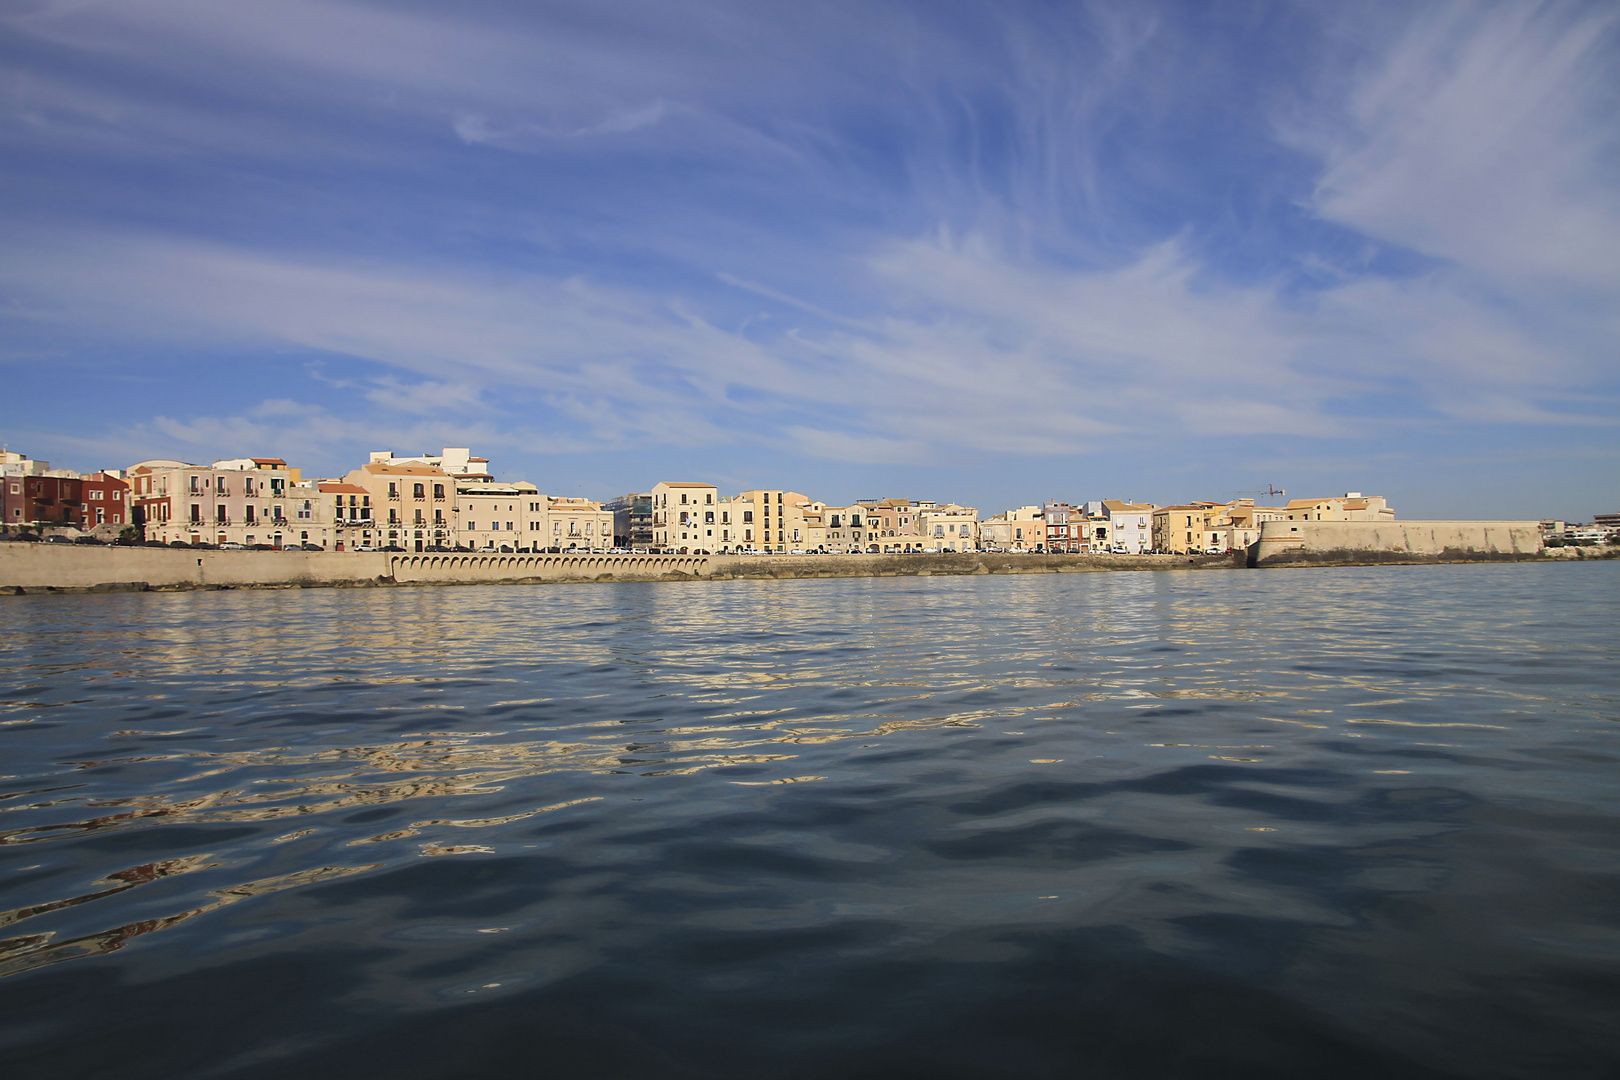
left=1, top=563, right=1616, bottom=1078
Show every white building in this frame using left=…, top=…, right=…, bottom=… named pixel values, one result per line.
left=1096, top=500, right=1155, bottom=554
left=368, top=448, right=493, bottom=480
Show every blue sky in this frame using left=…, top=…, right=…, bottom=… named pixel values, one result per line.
left=2, top=0, right=1616, bottom=518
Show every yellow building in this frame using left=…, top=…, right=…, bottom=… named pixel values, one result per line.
left=1283, top=493, right=1395, bottom=522
left=736, top=489, right=812, bottom=552
left=1152, top=505, right=1208, bottom=554
left=457, top=481, right=544, bottom=551
left=546, top=497, right=614, bottom=551
left=917, top=503, right=980, bottom=552
left=651, top=481, right=719, bottom=551
left=343, top=462, right=456, bottom=551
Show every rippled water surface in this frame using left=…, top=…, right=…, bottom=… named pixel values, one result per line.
left=2, top=564, right=1617, bottom=1079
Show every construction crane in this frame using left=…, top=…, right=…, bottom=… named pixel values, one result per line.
left=1224, top=486, right=1287, bottom=502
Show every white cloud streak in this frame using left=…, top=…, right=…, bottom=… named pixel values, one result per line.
left=1, top=0, right=1615, bottom=475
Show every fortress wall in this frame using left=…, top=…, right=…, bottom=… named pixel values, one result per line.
left=1252, top=520, right=1543, bottom=566
left=2, top=545, right=1237, bottom=593
left=0, top=545, right=389, bottom=590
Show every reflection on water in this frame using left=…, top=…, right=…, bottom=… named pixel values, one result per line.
left=0, top=565, right=1617, bottom=1078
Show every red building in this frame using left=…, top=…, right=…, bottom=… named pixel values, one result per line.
left=3, top=474, right=82, bottom=528
left=2, top=470, right=131, bottom=531
left=79, top=472, right=131, bottom=529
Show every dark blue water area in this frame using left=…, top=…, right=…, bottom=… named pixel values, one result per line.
left=0, top=563, right=1616, bottom=1079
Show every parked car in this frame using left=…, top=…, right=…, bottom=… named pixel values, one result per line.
left=382, top=544, right=405, bottom=552
left=219, top=541, right=244, bottom=549
left=73, top=535, right=105, bottom=545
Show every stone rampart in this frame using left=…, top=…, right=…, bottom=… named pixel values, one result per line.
left=0, top=544, right=389, bottom=590
left=1252, top=520, right=1543, bottom=567
left=2, top=545, right=1235, bottom=593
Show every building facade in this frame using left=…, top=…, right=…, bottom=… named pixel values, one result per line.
left=134, top=458, right=305, bottom=547
left=918, top=503, right=980, bottom=552
left=78, top=472, right=131, bottom=531
left=1043, top=501, right=1085, bottom=553
left=1096, top=500, right=1154, bottom=553
left=605, top=493, right=653, bottom=548
left=1282, top=494, right=1395, bottom=522
left=458, top=482, right=544, bottom=551
left=3, top=473, right=81, bottom=529
left=651, top=482, right=720, bottom=551
left=367, top=448, right=492, bottom=480
left=343, top=462, right=456, bottom=551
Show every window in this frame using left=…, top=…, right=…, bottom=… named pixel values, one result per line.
left=681, top=494, right=688, bottom=504
left=299, top=501, right=313, bottom=520
left=721, top=511, right=729, bottom=524
left=468, top=522, right=477, bottom=531
left=706, top=493, right=713, bottom=504
left=743, top=511, right=753, bottom=524
left=433, top=484, right=444, bottom=500
left=389, top=483, right=399, bottom=499
left=90, top=490, right=104, bottom=500
left=413, top=483, right=425, bottom=499
left=585, top=522, right=593, bottom=534
left=245, top=506, right=256, bottom=523
left=216, top=505, right=228, bottom=523
left=529, top=521, right=540, bottom=531
left=554, top=522, right=561, bottom=534
left=935, top=526, right=945, bottom=537
left=704, top=512, right=714, bottom=524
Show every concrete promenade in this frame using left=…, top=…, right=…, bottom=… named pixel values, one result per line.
left=0, top=545, right=1241, bottom=593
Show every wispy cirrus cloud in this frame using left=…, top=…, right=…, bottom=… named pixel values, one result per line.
left=0, top=0, right=1615, bottom=513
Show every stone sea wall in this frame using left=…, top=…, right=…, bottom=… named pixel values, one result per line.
left=1251, top=520, right=1544, bottom=567
left=1, top=545, right=1237, bottom=593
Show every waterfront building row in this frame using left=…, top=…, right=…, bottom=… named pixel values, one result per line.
left=19, top=445, right=1565, bottom=559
